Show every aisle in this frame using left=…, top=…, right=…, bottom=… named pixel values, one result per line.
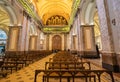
left=0, top=54, right=55, bottom=82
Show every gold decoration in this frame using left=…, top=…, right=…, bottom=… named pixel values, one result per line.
left=46, top=15, right=68, bottom=25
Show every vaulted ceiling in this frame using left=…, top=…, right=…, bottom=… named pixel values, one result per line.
left=31, top=0, right=73, bottom=25
left=0, top=0, right=100, bottom=35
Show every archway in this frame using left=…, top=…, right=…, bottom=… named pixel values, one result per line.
left=78, top=0, right=102, bottom=59
left=29, top=24, right=37, bottom=35
left=0, top=4, right=10, bottom=53
left=93, top=11, right=102, bottom=50
left=52, top=35, right=62, bottom=50
left=0, top=1, right=19, bottom=51
left=80, top=0, right=102, bottom=50
left=0, top=1, right=18, bottom=25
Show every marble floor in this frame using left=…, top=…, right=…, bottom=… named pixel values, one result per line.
left=85, top=58, right=120, bottom=82
left=0, top=54, right=55, bottom=82
left=0, top=53, right=120, bottom=82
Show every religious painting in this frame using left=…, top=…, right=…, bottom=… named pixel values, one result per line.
left=46, top=15, right=68, bottom=25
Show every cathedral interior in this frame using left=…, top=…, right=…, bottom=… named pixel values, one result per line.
left=0, top=0, right=120, bottom=82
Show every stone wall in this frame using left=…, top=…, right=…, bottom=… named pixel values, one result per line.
left=96, top=0, right=111, bottom=52
left=96, top=0, right=120, bottom=72
left=112, top=0, right=120, bottom=71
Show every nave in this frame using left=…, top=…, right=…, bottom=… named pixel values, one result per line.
left=0, top=52, right=120, bottom=82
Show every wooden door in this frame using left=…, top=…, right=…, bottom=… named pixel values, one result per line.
left=52, top=35, right=62, bottom=50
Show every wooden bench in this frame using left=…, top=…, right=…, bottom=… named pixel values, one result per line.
left=0, top=71, right=7, bottom=77
left=34, top=51, right=114, bottom=82
left=1, top=61, right=18, bottom=74
left=34, top=69, right=115, bottom=82
left=50, top=55, right=81, bottom=63
left=45, top=61, right=91, bottom=70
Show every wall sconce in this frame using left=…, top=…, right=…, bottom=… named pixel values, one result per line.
left=112, top=19, right=116, bottom=26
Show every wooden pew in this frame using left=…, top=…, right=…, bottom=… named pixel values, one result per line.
left=1, top=54, right=19, bottom=73
left=45, top=61, right=91, bottom=70
left=0, top=50, right=53, bottom=75
left=0, top=58, right=7, bottom=77
left=34, top=51, right=114, bottom=82
left=0, top=71, right=7, bottom=77
left=34, top=69, right=115, bottom=82
left=50, top=52, right=81, bottom=63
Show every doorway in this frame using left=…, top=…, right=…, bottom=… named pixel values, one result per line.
left=52, top=35, right=62, bottom=51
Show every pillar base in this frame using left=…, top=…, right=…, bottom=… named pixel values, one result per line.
left=79, top=51, right=100, bottom=58
left=102, top=52, right=119, bottom=72
left=102, top=62, right=119, bottom=72
left=116, top=53, right=120, bottom=72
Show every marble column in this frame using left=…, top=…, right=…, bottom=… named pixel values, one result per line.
left=19, top=13, right=28, bottom=51
left=80, top=25, right=98, bottom=58
left=64, top=34, right=67, bottom=50
left=37, top=29, right=41, bottom=50
left=96, top=0, right=119, bottom=72
left=7, top=26, right=21, bottom=51
left=46, top=34, right=49, bottom=50
left=29, top=35, right=38, bottom=51
left=24, top=19, right=31, bottom=51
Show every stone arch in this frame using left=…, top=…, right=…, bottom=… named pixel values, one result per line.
left=0, top=0, right=18, bottom=25
left=80, top=0, right=101, bottom=36
left=0, top=5, right=10, bottom=34
left=29, top=24, right=37, bottom=35
left=80, top=0, right=102, bottom=50
left=80, top=0, right=96, bottom=25
left=0, top=1, right=20, bottom=46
